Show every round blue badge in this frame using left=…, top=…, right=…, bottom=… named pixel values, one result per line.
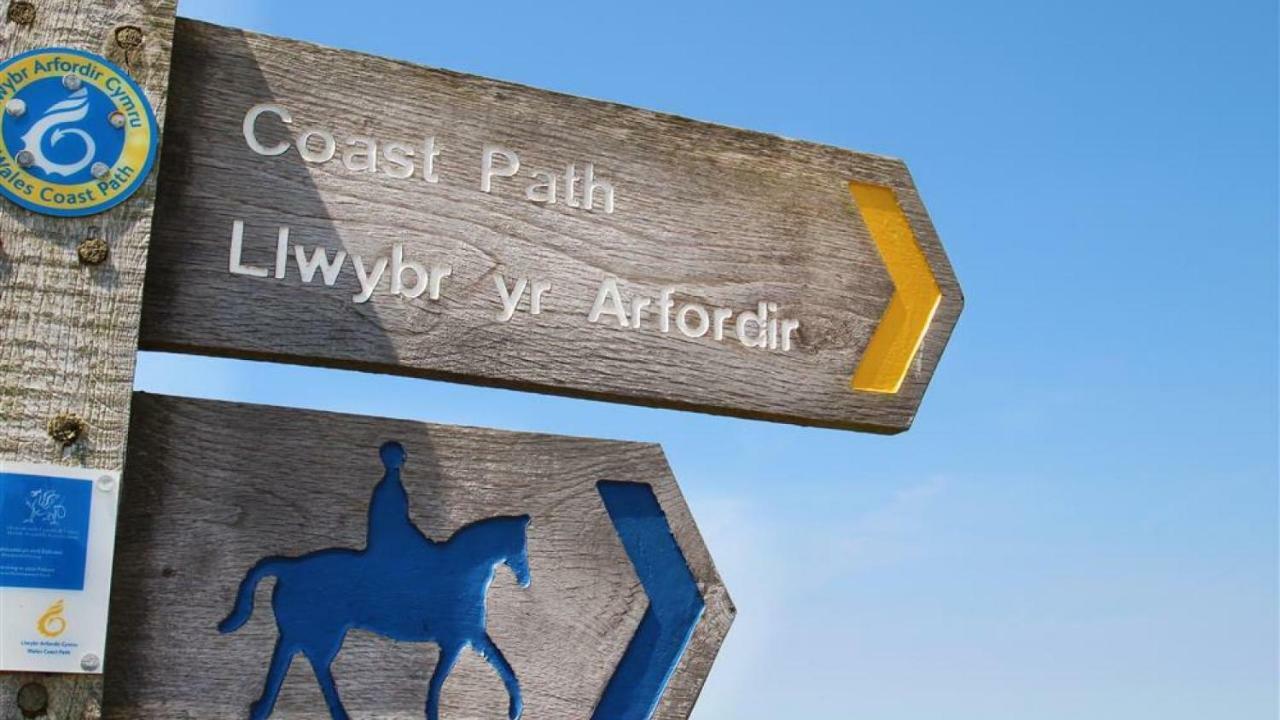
left=0, top=47, right=159, bottom=217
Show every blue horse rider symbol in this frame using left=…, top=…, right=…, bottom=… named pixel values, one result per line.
left=219, top=441, right=532, bottom=720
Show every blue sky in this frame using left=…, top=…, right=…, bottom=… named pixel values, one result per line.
left=152, top=1, right=1278, bottom=718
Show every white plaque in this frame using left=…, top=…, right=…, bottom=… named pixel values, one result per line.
left=0, top=461, right=121, bottom=673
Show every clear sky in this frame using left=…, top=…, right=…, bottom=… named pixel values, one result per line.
left=151, top=1, right=1278, bottom=718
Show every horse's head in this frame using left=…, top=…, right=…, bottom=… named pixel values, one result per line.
left=502, top=515, right=532, bottom=588
left=446, top=513, right=533, bottom=588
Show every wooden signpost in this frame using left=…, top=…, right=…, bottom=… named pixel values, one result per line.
left=0, top=1, right=175, bottom=718
left=107, top=393, right=731, bottom=720
left=0, top=3, right=963, bottom=719
left=140, top=18, right=962, bottom=434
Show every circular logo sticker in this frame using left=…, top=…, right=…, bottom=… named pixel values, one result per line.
left=0, top=47, right=159, bottom=217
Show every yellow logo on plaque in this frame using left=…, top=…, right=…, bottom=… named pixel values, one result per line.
left=37, top=598, right=67, bottom=638
left=0, top=47, right=158, bottom=216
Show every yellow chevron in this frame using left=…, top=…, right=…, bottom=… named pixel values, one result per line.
left=849, top=182, right=942, bottom=394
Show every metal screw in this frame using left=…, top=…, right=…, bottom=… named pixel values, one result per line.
left=91, top=162, right=110, bottom=179
left=77, top=235, right=109, bottom=265
left=96, top=474, right=117, bottom=492
left=15, top=149, right=33, bottom=167
left=62, top=73, right=82, bottom=91
left=15, top=682, right=48, bottom=718
left=108, top=110, right=126, bottom=128
left=4, top=98, right=25, bottom=117
left=80, top=653, right=101, bottom=672
left=6, top=1, right=35, bottom=26
left=47, top=412, right=86, bottom=447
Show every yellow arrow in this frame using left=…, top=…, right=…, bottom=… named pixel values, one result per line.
left=849, top=182, right=942, bottom=394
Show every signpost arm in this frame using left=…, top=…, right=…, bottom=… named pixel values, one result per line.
left=0, top=1, right=176, bottom=717
left=139, top=20, right=962, bottom=434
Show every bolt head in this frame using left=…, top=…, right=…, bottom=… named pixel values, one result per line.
left=80, top=653, right=101, bottom=672
left=7, top=2, right=36, bottom=26
left=95, top=474, right=117, bottom=492
left=4, top=98, right=25, bottom=117
left=91, top=162, right=110, bottom=179
left=108, top=110, right=126, bottom=128
left=77, top=236, right=110, bottom=265
left=15, top=682, right=48, bottom=715
left=115, top=25, right=144, bottom=50
left=62, top=73, right=82, bottom=91
left=47, top=412, right=86, bottom=447
left=15, top=149, right=33, bottom=167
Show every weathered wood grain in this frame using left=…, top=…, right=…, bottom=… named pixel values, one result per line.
left=0, top=1, right=175, bottom=717
left=105, top=393, right=733, bottom=720
left=140, top=18, right=962, bottom=433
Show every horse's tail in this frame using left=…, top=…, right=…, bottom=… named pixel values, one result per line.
left=218, top=557, right=287, bottom=634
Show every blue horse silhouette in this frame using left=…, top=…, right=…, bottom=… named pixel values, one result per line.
left=219, top=441, right=532, bottom=720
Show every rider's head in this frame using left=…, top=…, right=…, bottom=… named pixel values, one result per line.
left=379, top=441, right=407, bottom=471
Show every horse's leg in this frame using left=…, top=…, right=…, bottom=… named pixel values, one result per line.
left=426, top=643, right=462, bottom=720
left=304, top=648, right=351, bottom=720
left=473, top=633, right=523, bottom=720
left=251, top=636, right=297, bottom=720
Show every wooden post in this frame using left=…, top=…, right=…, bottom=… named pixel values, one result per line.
left=0, top=1, right=176, bottom=718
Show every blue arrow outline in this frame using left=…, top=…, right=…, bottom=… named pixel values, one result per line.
left=593, top=481, right=706, bottom=720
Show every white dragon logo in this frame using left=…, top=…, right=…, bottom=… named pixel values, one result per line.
left=19, top=87, right=96, bottom=177
left=24, top=488, right=67, bottom=527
